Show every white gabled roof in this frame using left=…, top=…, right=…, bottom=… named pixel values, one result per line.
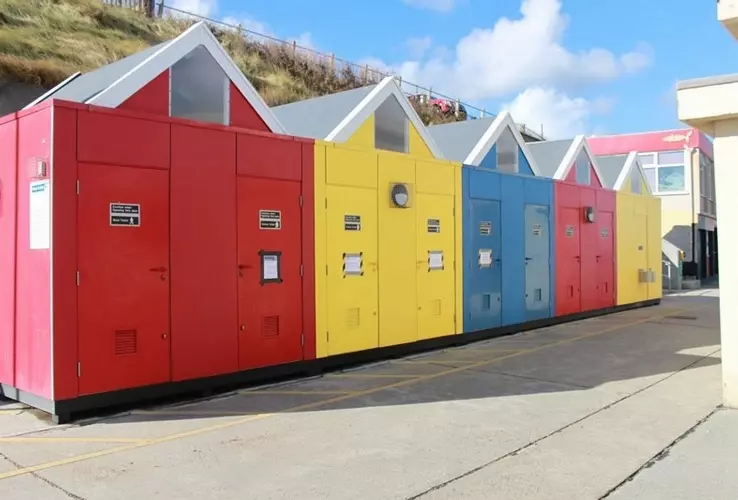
left=325, top=76, right=445, bottom=158
left=613, top=151, right=654, bottom=195
left=554, top=135, right=606, bottom=185
left=31, top=22, right=286, bottom=133
left=463, top=111, right=542, bottom=175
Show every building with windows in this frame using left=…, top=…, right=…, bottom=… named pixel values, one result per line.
left=587, top=129, right=717, bottom=281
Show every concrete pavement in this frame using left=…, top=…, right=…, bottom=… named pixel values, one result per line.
left=0, top=293, right=724, bottom=499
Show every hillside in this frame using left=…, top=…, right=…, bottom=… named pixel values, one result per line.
left=0, top=0, right=466, bottom=124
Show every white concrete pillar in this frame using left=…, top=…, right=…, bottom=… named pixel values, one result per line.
left=713, top=118, right=738, bottom=407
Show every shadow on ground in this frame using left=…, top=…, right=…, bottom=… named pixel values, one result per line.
left=58, top=294, right=719, bottom=428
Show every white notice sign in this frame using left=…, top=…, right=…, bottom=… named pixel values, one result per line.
left=29, top=180, right=50, bottom=250
left=478, top=249, right=492, bottom=267
left=344, top=254, right=362, bottom=275
left=429, top=250, right=444, bottom=270
left=262, top=254, right=279, bottom=281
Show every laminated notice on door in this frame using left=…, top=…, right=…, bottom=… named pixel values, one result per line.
left=600, top=227, right=609, bottom=238
left=565, top=225, right=575, bottom=237
left=428, top=250, right=443, bottom=271
left=532, top=223, right=542, bottom=236
left=29, top=180, right=50, bottom=250
left=427, top=218, right=440, bottom=233
left=478, top=249, right=492, bottom=267
left=262, top=254, right=280, bottom=281
left=480, top=221, right=492, bottom=235
left=344, top=253, right=363, bottom=275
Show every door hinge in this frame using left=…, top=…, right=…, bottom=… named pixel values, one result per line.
left=75, top=180, right=80, bottom=195
left=301, top=332, right=305, bottom=346
left=326, top=331, right=330, bottom=342
left=325, top=265, right=328, bottom=275
left=453, top=207, right=456, bottom=216
left=77, top=362, right=81, bottom=377
left=300, top=264, right=304, bottom=277
left=299, top=195, right=303, bottom=207
left=75, top=271, right=80, bottom=286
left=325, top=198, right=328, bottom=208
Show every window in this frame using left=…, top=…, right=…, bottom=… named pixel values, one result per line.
left=574, top=149, right=591, bottom=185
left=170, top=45, right=228, bottom=125
left=638, top=153, right=655, bottom=166
left=630, top=170, right=642, bottom=194
left=638, top=149, right=687, bottom=194
left=643, top=168, right=657, bottom=192
left=700, top=152, right=716, bottom=215
left=374, top=95, right=408, bottom=153
left=496, top=126, right=519, bottom=173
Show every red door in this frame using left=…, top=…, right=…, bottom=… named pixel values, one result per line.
left=237, top=177, right=303, bottom=370
left=580, top=210, right=599, bottom=313
left=597, top=210, right=615, bottom=309
left=557, top=207, right=581, bottom=316
left=77, top=163, right=171, bottom=396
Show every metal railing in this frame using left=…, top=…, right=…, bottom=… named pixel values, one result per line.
left=100, top=0, right=547, bottom=140
left=102, top=0, right=155, bottom=16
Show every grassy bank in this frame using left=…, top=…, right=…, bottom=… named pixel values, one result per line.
left=0, top=0, right=465, bottom=123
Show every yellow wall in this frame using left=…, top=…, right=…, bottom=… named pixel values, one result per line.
left=313, top=140, right=463, bottom=358
left=647, top=196, right=663, bottom=300
left=615, top=189, right=662, bottom=306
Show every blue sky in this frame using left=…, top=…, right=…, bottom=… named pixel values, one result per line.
left=173, top=0, right=736, bottom=139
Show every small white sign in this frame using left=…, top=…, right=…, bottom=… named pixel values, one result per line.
left=344, top=254, right=362, bottom=275
left=262, top=254, right=280, bottom=281
left=478, top=249, right=492, bottom=267
left=429, top=250, right=444, bottom=270
left=29, top=180, right=50, bottom=250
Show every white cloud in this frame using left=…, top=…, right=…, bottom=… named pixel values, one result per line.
left=402, top=0, right=459, bottom=13
left=406, top=36, right=433, bottom=58
left=504, top=87, right=592, bottom=139
left=372, top=0, right=652, bottom=102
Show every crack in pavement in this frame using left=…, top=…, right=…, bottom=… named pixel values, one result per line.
left=598, top=406, right=721, bottom=499
left=0, top=450, right=85, bottom=499
left=405, top=347, right=721, bottom=499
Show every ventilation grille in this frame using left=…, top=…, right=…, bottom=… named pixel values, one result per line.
left=262, top=316, right=280, bottom=337
left=346, top=308, right=360, bottom=328
left=114, top=330, right=137, bottom=355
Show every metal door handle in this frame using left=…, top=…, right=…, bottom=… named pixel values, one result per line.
left=149, top=266, right=167, bottom=272
left=525, top=257, right=533, bottom=261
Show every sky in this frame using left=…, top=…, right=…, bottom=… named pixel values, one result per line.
left=169, top=0, right=736, bottom=139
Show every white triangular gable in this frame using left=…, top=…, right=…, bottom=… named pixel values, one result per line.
left=324, top=76, right=445, bottom=159
left=85, top=22, right=285, bottom=133
left=613, top=151, right=654, bottom=195
left=463, top=111, right=542, bottom=176
left=554, top=135, right=606, bottom=185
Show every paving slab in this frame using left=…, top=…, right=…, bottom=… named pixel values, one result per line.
left=0, top=473, right=73, bottom=500
left=418, top=354, right=721, bottom=500
left=608, top=407, right=738, bottom=500
left=0, top=295, right=721, bottom=499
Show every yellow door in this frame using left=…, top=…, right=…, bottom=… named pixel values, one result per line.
left=377, top=154, right=417, bottom=347
left=416, top=192, right=456, bottom=340
left=634, top=213, right=649, bottom=303
left=325, top=185, right=379, bottom=356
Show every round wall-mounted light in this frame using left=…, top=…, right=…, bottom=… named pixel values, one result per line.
left=584, top=206, right=596, bottom=223
left=391, top=183, right=409, bottom=208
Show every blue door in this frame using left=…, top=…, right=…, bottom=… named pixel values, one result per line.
left=467, top=198, right=503, bottom=332
left=524, top=204, right=552, bottom=321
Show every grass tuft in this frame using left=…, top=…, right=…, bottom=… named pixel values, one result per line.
left=0, top=0, right=467, bottom=124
